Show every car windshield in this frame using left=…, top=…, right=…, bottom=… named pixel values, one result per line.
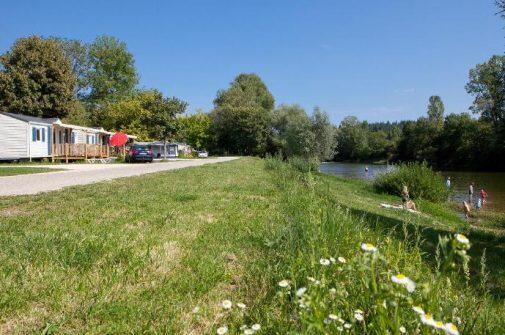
left=133, top=145, right=148, bottom=150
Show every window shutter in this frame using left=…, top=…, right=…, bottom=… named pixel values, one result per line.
left=42, top=128, right=46, bottom=142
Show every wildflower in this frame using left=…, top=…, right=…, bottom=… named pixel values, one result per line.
left=338, top=256, right=347, bottom=263
left=434, top=321, right=445, bottom=330
left=244, top=330, right=254, bottom=335
left=320, top=258, right=331, bottom=266
left=192, top=306, right=200, bottom=313
left=217, top=326, right=228, bottom=335
left=328, top=314, right=339, bottom=321
left=337, top=326, right=343, bottom=331
left=412, top=306, right=425, bottom=315
left=236, top=302, right=246, bottom=309
left=278, top=279, right=290, bottom=288
left=296, top=287, right=307, bottom=297
left=354, top=312, right=364, bottom=321
left=444, top=323, right=460, bottom=335
left=361, top=243, right=378, bottom=253
left=455, top=234, right=469, bottom=245
left=391, top=274, right=416, bottom=293
left=307, top=276, right=316, bottom=282
left=343, top=323, right=352, bottom=329
left=420, top=313, right=436, bottom=327
left=330, top=257, right=336, bottom=263
left=399, top=326, right=406, bottom=333
left=323, top=318, right=331, bottom=325
left=355, top=309, right=364, bottom=314
left=221, top=300, right=232, bottom=309
left=240, top=325, right=248, bottom=330
left=329, top=288, right=337, bottom=294
left=251, top=324, right=261, bottom=331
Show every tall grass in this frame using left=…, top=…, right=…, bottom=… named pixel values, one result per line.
left=210, top=158, right=503, bottom=334
left=373, top=162, right=449, bottom=202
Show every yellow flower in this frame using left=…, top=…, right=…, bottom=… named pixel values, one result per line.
left=455, top=233, right=469, bottom=245
left=420, top=313, right=436, bottom=327
left=361, top=243, right=378, bottom=253
left=391, top=274, right=416, bottom=293
left=444, top=323, right=460, bottom=335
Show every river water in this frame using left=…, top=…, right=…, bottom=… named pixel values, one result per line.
left=320, top=162, right=505, bottom=213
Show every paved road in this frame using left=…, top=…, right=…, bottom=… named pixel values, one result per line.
left=0, top=157, right=238, bottom=196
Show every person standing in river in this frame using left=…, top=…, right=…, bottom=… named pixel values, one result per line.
left=446, top=177, right=451, bottom=189
left=480, top=188, right=488, bottom=205
left=468, top=182, right=474, bottom=200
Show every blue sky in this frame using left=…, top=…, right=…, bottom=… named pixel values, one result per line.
left=1, top=0, right=503, bottom=123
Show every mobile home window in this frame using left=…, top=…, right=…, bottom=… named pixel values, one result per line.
left=32, top=127, right=42, bottom=142
left=41, top=128, right=46, bottom=142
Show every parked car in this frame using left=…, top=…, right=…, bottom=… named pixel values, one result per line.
left=197, top=151, right=209, bottom=158
left=126, top=144, right=153, bottom=162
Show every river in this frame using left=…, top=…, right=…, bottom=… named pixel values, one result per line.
left=320, top=162, right=505, bottom=213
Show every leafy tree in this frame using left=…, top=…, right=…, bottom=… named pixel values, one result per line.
left=51, top=37, right=90, bottom=98
left=212, top=73, right=274, bottom=155
left=335, top=116, right=370, bottom=161
left=271, top=104, right=315, bottom=158
left=0, top=36, right=76, bottom=118
left=427, top=95, right=445, bottom=129
left=466, top=55, right=505, bottom=165
left=178, top=111, right=213, bottom=150
left=397, top=118, right=439, bottom=164
left=100, top=90, right=186, bottom=140
left=62, top=100, right=90, bottom=126
left=87, top=35, right=138, bottom=106
left=311, top=107, right=335, bottom=161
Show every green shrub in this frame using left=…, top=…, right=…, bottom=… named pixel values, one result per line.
left=373, top=162, right=449, bottom=202
left=287, top=156, right=320, bottom=173
left=264, top=154, right=284, bottom=171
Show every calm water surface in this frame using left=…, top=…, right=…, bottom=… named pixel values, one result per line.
left=320, top=162, right=505, bottom=213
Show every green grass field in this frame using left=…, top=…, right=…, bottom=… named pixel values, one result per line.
left=0, top=167, right=62, bottom=176
left=0, top=157, right=503, bottom=334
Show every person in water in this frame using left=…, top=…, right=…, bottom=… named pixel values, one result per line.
left=480, top=188, right=488, bottom=205
left=463, top=200, right=471, bottom=219
left=446, top=177, right=451, bottom=189
left=468, top=182, right=474, bottom=199
left=365, top=166, right=369, bottom=173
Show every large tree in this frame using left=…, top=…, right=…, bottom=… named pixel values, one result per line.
left=51, top=37, right=90, bottom=98
left=178, top=111, right=213, bottom=150
left=212, top=73, right=274, bottom=155
left=0, top=36, right=76, bottom=118
left=271, top=104, right=315, bottom=158
left=311, top=107, right=335, bottom=161
left=100, top=90, right=186, bottom=140
left=335, top=116, right=370, bottom=161
left=87, top=35, right=138, bottom=105
left=427, top=95, right=445, bottom=129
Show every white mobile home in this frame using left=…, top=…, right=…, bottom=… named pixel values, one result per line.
left=0, top=112, right=135, bottom=162
left=0, top=112, right=56, bottom=160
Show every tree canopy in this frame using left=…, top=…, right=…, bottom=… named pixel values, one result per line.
left=0, top=36, right=76, bottom=118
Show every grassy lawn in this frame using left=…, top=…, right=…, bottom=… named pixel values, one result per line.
left=0, top=157, right=503, bottom=334
left=0, top=167, right=62, bottom=176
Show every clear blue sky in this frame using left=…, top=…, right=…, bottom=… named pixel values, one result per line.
left=1, top=0, right=503, bottom=123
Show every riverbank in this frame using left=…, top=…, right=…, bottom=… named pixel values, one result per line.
left=0, top=157, right=503, bottom=333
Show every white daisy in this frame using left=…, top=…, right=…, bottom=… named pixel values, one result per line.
left=296, top=287, right=307, bottom=297
left=434, top=320, right=445, bottom=330
left=337, top=256, right=347, bottom=263
left=192, top=306, right=200, bottom=313
left=354, top=312, right=364, bottom=321
left=344, top=323, right=352, bottom=329
left=391, top=274, right=416, bottom=293
left=330, top=257, right=336, bottom=263
left=217, top=326, right=228, bottom=335
left=444, top=323, right=460, bottom=335
left=251, top=324, right=261, bottom=331
left=244, top=329, right=254, bottom=335
left=412, top=306, right=425, bottom=315
left=361, top=243, right=378, bottom=253
left=328, top=314, right=339, bottom=321
left=420, top=313, right=436, bottom=327
left=320, top=258, right=331, bottom=266
left=221, top=300, right=232, bottom=309
left=329, top=288, right=337, bottom=294
left=455, top=234, right=470, bottom=245
left=278, top=279, right=290, bottom=288
left=236, top=302, right=246, bottom=309
left=399, top=326, right=406, bottom=333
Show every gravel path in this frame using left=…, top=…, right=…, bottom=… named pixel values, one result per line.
left=0, top=157, right=238, bottom=196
